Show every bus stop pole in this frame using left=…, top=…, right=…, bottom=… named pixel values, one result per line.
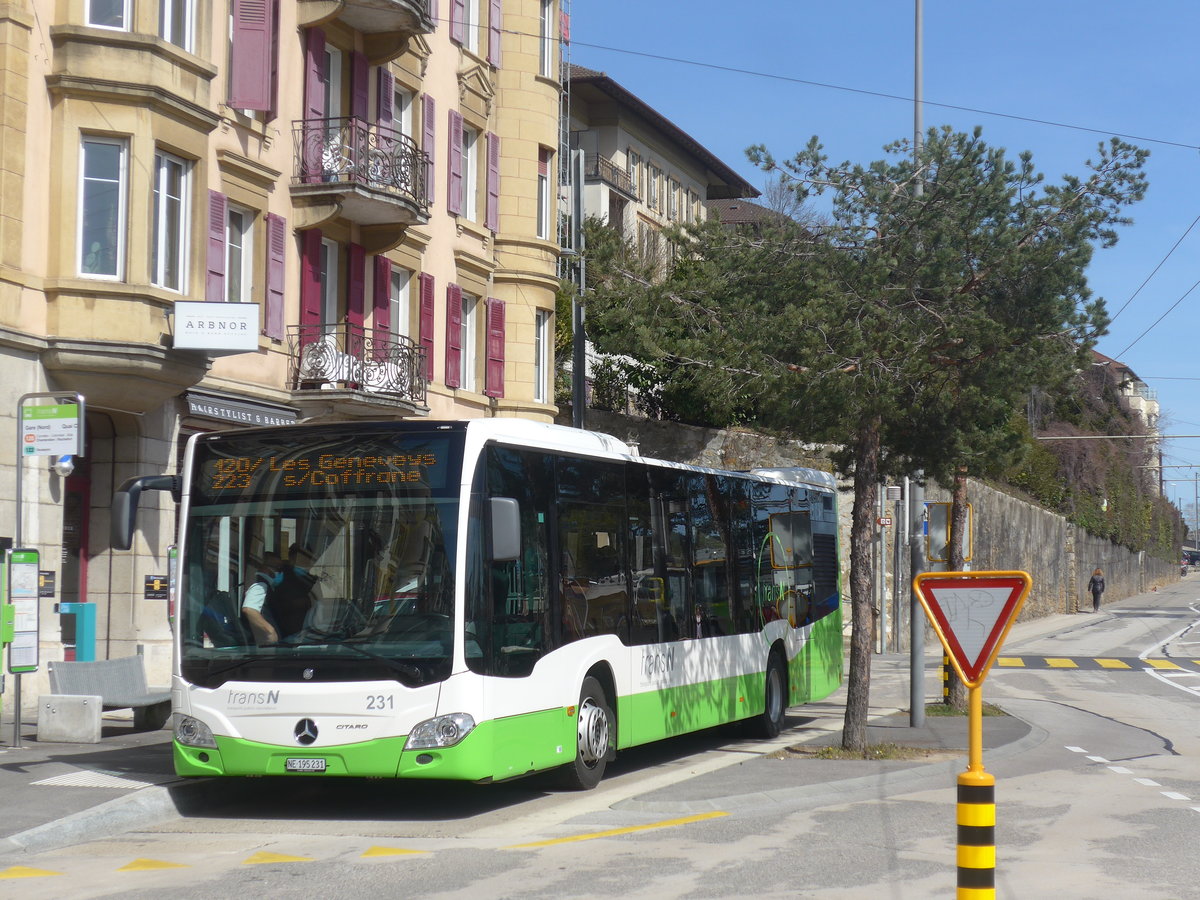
left=12, top=417, right=23, bottom=748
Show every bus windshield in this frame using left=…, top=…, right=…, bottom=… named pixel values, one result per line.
left=179, top=428, right=465, bottom=688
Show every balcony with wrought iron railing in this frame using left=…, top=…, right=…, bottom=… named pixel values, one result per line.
left=584, top=153, right=635, bottom=198
left=288, top=323, right=427, bottom=407
left=298, top=0, right=434, bottom=46
left=291, top=118, right=428, bottom=227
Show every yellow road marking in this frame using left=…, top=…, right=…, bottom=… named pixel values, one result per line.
left=243, top=851, right=313, bottom=865
left=1143, top=658, right=1183, bottom=670
left=361, top=846, right=428, bottom=858
left=1045, top=658, right=1077, bottom=668
left=996, top=658, right=1024, bottom=667
left=117, top=859, right=190, bottom=871
left=0, top=866, right=62, bottom=879
left=505, top=811, right=728, bottom=849
left=1096, top=659, right=1131, bottom=669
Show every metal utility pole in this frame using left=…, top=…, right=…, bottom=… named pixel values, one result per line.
left=571, top=149, right=587, bottom=429
left=909, top=0, right=926, bottom=728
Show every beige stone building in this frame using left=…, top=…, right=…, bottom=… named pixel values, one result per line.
left=0, top=0, right=563, bottom=708
left=565, top=65, right=757, bottom=255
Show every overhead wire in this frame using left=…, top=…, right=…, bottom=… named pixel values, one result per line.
left=555, top=31, right=1200, bottom=355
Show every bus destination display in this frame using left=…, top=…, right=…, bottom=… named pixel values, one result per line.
left=207, top=451, right=443, bottom=492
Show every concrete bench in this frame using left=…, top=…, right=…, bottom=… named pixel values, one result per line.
left=46, top=656, right=171, bottom=740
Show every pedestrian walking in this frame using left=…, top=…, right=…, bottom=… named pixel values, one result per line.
left=1087, top=568, right=1105, bottom=613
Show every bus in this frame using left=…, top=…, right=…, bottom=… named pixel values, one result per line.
left=112, top=418, right=843, bottom=788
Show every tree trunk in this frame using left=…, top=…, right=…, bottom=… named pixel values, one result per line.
left=842, top=416, right=882, bottom=751
left=945, top=466, right=970, bottom=710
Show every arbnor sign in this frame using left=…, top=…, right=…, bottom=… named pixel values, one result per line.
left=174, top=301, right=259, bottom=351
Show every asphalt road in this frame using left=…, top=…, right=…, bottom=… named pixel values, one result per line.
left=4, top=581, right=1199, bottom=899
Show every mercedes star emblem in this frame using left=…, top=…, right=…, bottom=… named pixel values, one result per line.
left=294, top=718, right=318, bottom=745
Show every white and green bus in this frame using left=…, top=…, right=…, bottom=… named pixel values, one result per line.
left=113, top=419, right=843, bottom=788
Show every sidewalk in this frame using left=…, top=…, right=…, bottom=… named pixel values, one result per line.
left=0, top=601, right=1115, bottom=856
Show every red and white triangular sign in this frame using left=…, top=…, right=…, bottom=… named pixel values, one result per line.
left=913, top=571, right=1032, bottom=688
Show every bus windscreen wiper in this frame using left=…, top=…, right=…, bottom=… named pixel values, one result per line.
left=334, top=640, right=424, bottom=684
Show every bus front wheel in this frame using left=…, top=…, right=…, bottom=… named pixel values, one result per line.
left=559, top=676, right=613, bottom=790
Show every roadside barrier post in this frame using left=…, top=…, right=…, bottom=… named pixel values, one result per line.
left=913, top=571, right=1032, bottom=900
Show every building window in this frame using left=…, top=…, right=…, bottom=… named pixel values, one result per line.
left=461, top=291, right=478, bottom=392
left=160, top=0, right=193, bottom=50
left=628, top=150, right=641, bottom=201
left=534, top=308, right=551, bottom=403
left=88, top=0, right=128, bottom=29
left=462, top=125, right=479, bottom=221
left=225, top=205, right=253, bottom=302
left=393, top=87, right=413, bottom=139
left=319, top=238, right=339, bottom=329
left=78, top=137, right=126, bottom=279
left=668, top=178, right=680, bottom=220
left=537, top=148, right=552, bottom=240
left=539, top=0, right=554, bottom=77
left=464, top=0, right=480, bottom=54
left=391, top=265, right=411, bottom=336
left=151, top=151, right=190, bottom=292
left=648, top=165, right=660, bottom=212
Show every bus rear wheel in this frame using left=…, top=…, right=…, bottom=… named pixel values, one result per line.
left=558, top=676, right=613, bottom=790
left=754, top=651, right=787, bottom=738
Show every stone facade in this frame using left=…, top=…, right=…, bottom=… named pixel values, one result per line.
left=1, top=0, right=562, bottom=713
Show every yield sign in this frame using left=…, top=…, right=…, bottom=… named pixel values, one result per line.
left=913, top=571, right=1032, bottom=688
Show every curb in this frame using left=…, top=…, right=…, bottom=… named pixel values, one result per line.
left=0, top=778, right=208, bottom=857
left=615, top=705, right=1047, bottom=816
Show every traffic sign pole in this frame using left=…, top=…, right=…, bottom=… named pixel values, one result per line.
left=913, top=570, right=1032, bottom=900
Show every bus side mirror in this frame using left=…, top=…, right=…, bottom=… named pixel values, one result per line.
left=111, top=475, right=181, bottom=551
left=490, top=497, right=521, bottom=562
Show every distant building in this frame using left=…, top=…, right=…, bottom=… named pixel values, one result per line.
left=564, top=65, right=757, bottom=257
left=703, top=198, right=794, bottom=232
left=1091, top=351, right=1160, bottom=434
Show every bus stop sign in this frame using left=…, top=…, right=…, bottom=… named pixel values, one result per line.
left=913, top=571, right=1032, bottom=688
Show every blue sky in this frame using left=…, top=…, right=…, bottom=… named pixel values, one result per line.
left=568, top=0, right=1200, bottom=519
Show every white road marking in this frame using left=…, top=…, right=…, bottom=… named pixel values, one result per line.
left=1134, top=778, right=1161, bottom=787
left=1161, top=792, right=1190, bottom=801
left=1108, top=766, right=1133, bottom=774
left=1065, top=746, right=1087, bottom=753
left=1086, top=755, right=1108, bottom=762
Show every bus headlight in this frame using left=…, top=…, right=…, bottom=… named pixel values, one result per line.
left=174, top=713, right=218, bottom=749
left=407, top=713, right=476, bottom=749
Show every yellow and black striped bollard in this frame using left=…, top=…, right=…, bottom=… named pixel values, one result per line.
left=956, top=770, right=996, bottom=898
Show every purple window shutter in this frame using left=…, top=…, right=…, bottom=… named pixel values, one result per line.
left=450, top=0, right=464, bottom=44
left=429, top=0, right=437, bottom=26
left=487, top=0, right=501, bottom=65
left=486, top=132, right=500, bottom=232
left=484, top=297, right=505, bottom=397
left=447, top=110, right=463, bottom=215
left=229, top=0, right=274, bottom=111
left=373, top=256, right=391, bottom=334
left=418, top=272, right=435, bottom=380
left=351, top=51, right=369, bottom=122
left=299, top=229, right=323, bottom=350
left=377, top=69, right=395, bottom=127
left=303, top=28, right=326, bottom=184
left=304, top=28, right=326, bottom=120
left=347, top=242, right=365, bottom=329
left=205, top=190, right=227, bottom=302
left=445, top=284, right=462, bottom=389
left=264, top=213, right=285, bottom=339
left=422, top=94, right=436, bottom=206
